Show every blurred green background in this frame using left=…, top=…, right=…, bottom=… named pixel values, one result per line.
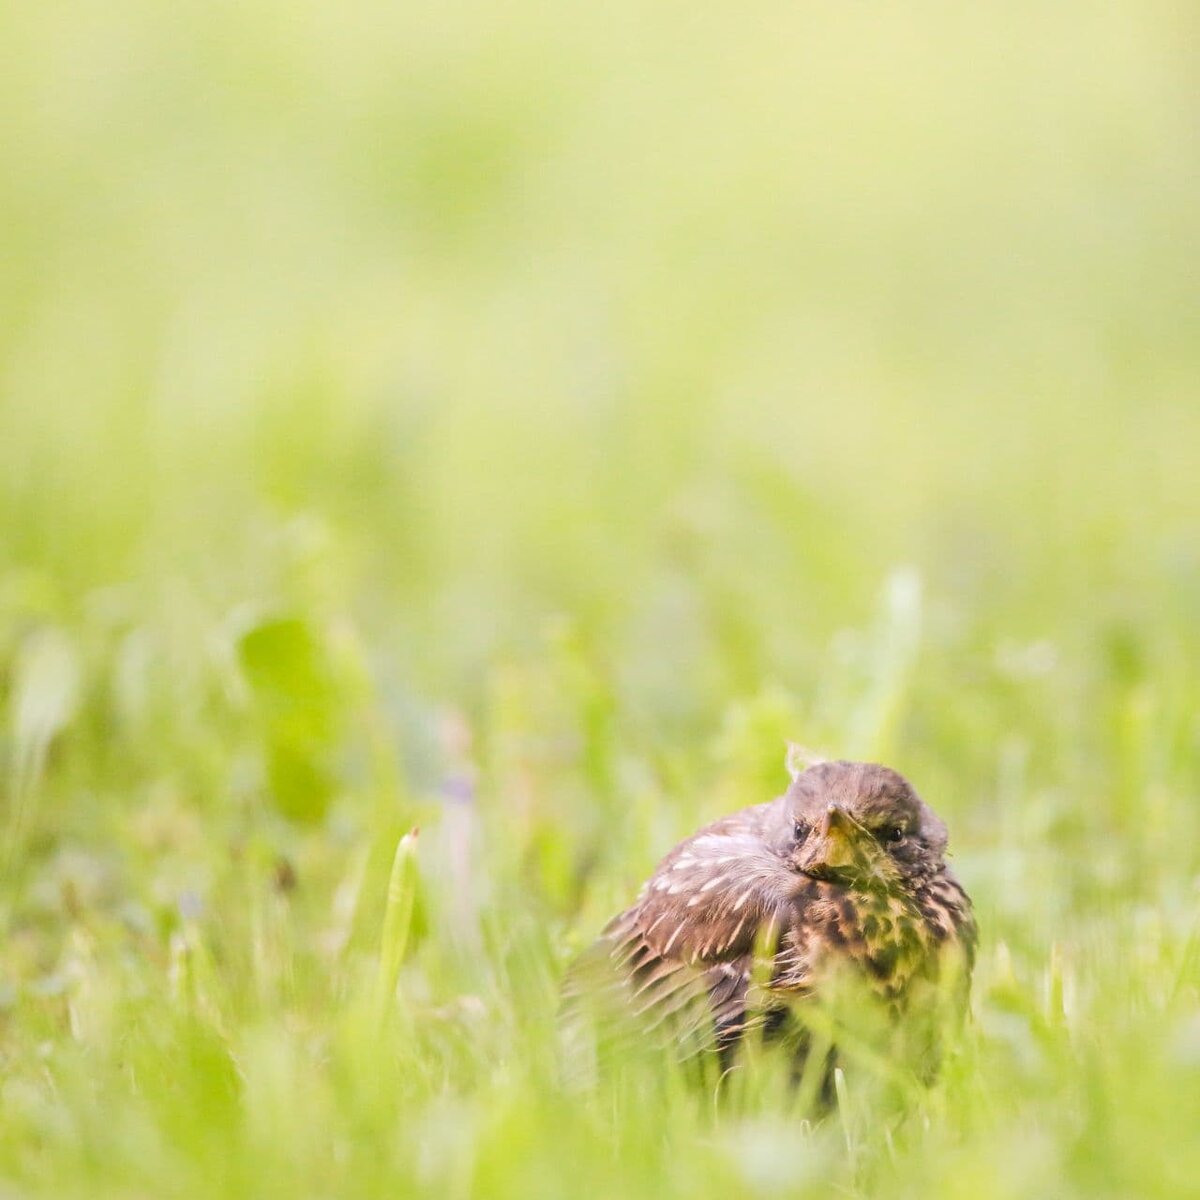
left=1, top=1, right=1198, bottom=1196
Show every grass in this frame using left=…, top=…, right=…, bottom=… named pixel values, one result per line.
left=1, top=1, right=1199, bottom=1196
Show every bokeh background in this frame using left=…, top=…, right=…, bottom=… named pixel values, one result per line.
left=1, top=2, right=1198, bottom=1197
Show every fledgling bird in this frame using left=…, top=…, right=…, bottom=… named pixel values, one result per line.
left=564, top=758, right=975, bottom=1083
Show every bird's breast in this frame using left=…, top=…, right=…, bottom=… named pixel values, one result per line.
left=788, top=881, right=951, bottom=1005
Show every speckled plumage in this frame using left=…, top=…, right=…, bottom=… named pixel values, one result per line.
left=564, top=760, right=975, bottom=1075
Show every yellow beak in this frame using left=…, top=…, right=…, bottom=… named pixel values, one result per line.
left=801, top=804, right=862, bottom=874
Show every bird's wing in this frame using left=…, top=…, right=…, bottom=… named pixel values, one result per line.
left=562, top=806, right=809, bottom=1056
left=560, top=904, right=756, bottom=1059
left=632, top=813, right=798, bottom=963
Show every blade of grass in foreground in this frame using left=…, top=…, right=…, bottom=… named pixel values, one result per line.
left=374, top=826, right=420, bottom=1027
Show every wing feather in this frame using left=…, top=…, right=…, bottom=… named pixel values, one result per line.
left=562, top=800, right=815, bottom=1058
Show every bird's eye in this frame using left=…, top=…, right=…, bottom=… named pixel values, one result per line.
left=793, top=819, right=810, bottom=840
left=885, top=825, right=906, bottom=845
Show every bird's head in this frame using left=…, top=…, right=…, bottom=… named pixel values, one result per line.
left=780, top=760, right=949, bottom=892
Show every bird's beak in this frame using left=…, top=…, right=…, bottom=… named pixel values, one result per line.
left=798, top=803, right=863, bottom=876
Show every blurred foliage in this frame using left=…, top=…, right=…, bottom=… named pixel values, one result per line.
left=0, top=0, right=1198, bottom=1196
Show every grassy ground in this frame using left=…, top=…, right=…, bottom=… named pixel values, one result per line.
left=1, top=2, right=1198, bottom=1196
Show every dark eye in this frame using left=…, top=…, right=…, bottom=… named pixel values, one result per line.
left=793, top=819, right=810, bottom=840
left=885, top=825, right=906, bottom=846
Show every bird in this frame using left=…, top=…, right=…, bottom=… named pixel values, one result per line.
left=563, top=757, right=975, bottom=1087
